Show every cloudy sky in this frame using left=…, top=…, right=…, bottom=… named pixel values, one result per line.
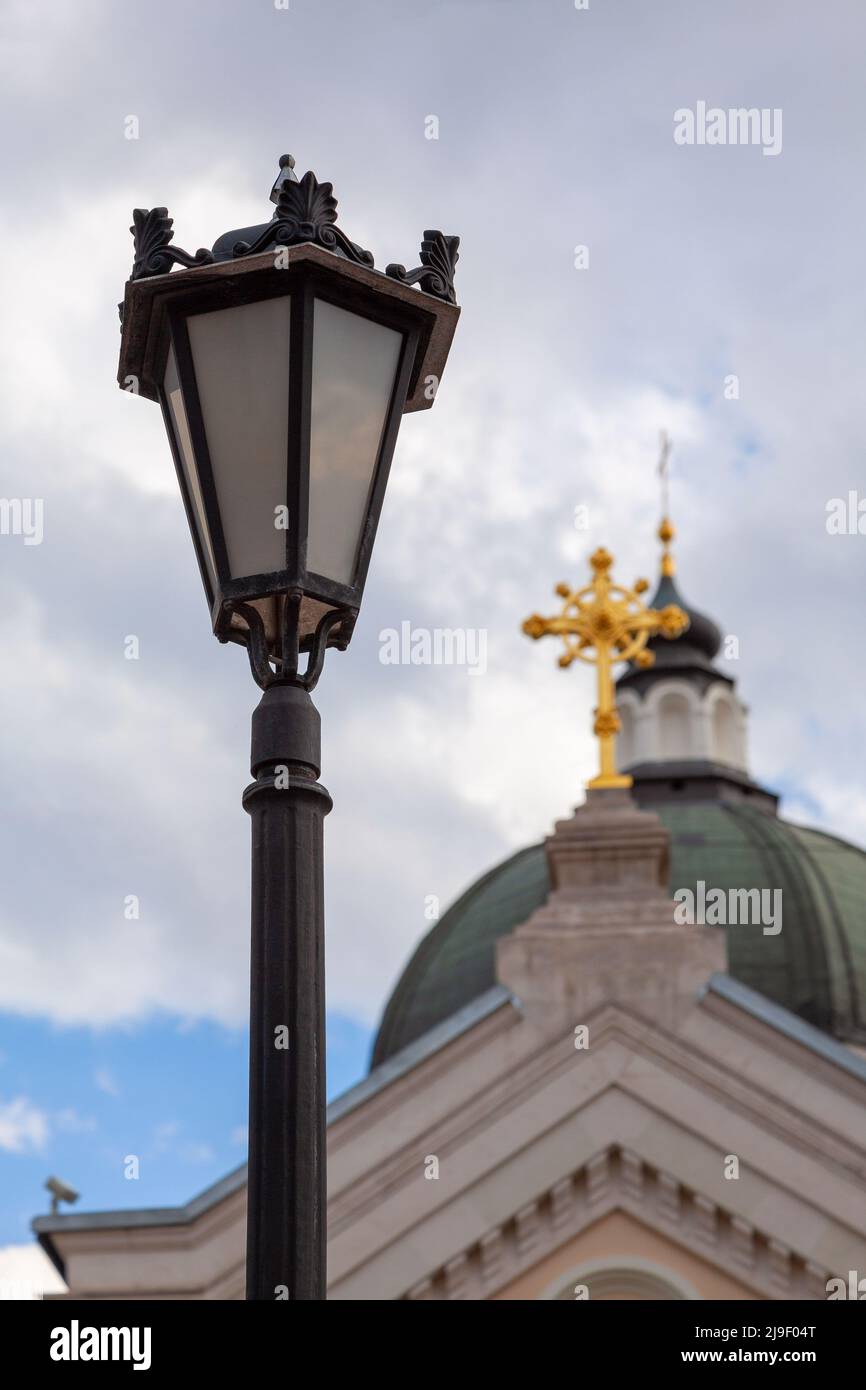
left=0, top=0, right=864, bottom=1246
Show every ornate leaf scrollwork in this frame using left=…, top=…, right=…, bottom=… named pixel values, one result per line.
left=127, top=169, right=458, bottom=306
left=129, top=208, right=215, bottom=281
left=386, top=230, right=460, bottom=304
left=278, top=168, right=339, bottom=232
left=230, top=170, right=374, bottom=268
left=228, top=601, right=275, bottom=691
left=302, top=609, right=347, bottom=692
left=227, top=598, right=349, bottom=692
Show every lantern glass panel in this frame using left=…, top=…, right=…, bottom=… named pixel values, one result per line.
left=307, top=299, right=403, bottom=587
left=186, top=295, right=292, bottom=580
left=164, top=344, right=218, bottom=591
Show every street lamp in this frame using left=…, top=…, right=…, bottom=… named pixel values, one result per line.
left=118, top=154, right=460, bottom=1300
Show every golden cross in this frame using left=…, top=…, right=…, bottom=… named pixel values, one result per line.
left=522, top=546, right=689, bottom=789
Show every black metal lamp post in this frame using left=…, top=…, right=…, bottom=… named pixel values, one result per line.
left=118, top=154, right=459, bottom=1300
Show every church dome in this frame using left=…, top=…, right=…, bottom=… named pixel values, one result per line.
left=373, top=510, right=866, bottom=1072
left=370, top=801, right=866, bottom=1067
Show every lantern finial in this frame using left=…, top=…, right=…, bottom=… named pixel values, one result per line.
left=270, top=153, right=299, bottom=204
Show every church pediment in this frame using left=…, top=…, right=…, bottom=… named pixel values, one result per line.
left=399, top=1145, right=830, bottom=1301
left=327, top=993, right=866, bottom=1299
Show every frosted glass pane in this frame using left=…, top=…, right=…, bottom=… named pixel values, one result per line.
left=164, top=345, right=217, bottom=590
left=188, top=296, right=291, bottom=580
left=308, top=300, right=402, bottom=586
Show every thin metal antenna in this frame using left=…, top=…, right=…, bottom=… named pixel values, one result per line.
left=658, top=429, right=672, bottom=519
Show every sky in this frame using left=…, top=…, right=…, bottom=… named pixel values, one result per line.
left=0, top=0, right=865, bottom=1249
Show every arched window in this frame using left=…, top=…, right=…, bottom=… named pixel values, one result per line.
left=712, top=697, right=738, bottom=766
left=540, top=1258, right=700, bottom=1301
left=658, top=692, right=692, bottom=759
left=618, top=701, right=636, bottom=767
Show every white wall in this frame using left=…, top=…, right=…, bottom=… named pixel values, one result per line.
left=618, top=680, right=747, bottom=771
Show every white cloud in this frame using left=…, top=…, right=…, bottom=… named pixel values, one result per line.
left=0, top=0, right=863, bottom=1042
left=93, top=1068, right=120, bottom=1098
left=180, top=1142, right=215, bottom=1165
left=0, top=1097, right=49, bottom=1154
left=55, top=1108, right=97, bottom=1134
left=0, top=1243, right=67, bottom=1299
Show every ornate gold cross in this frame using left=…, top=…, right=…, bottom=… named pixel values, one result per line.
left=522, top=546, right=688, bottom=789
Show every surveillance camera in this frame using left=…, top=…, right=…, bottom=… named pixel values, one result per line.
left=45, top=1176, right=80, bottom=1212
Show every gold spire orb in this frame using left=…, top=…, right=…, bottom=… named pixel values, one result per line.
left=659, top=516, right=676, bottom=576
left=521, top=545, right=689, bottom=790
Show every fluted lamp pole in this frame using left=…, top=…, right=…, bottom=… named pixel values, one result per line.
left=117, top=153, right=460, bottom=1300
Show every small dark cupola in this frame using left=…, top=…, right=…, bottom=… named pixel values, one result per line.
left=614, top=441, right=775, bottom=812
left=617, top=517, right=729, bottom=697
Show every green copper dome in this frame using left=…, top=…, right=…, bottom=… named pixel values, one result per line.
left=370, top=801, right=866, bottom=1067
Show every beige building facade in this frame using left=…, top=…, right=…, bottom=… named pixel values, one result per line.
left=35, top=787, right=866, bottom=1301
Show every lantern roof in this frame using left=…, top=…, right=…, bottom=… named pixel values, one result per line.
left=118, top=153, right=460, bottom=411
left=119, top=241, right=459, bottom=413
